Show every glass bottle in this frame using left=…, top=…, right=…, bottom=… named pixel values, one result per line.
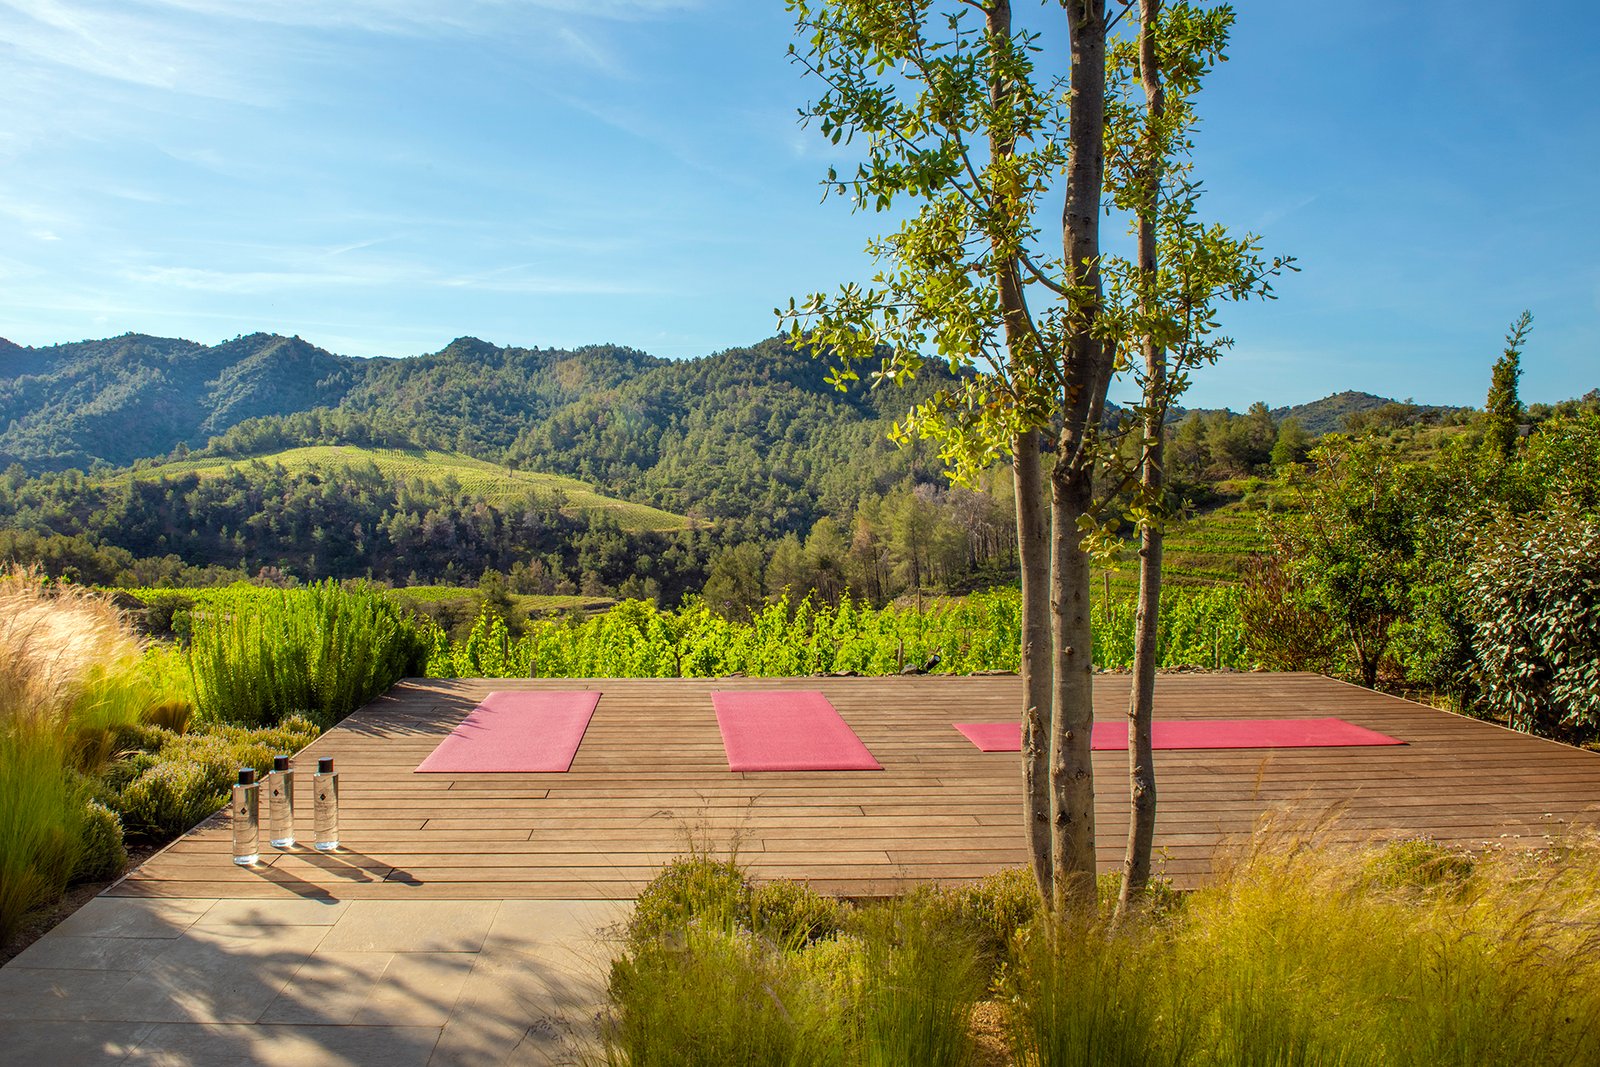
left=231, top=767, right=259, bottom=865
left=313, top=757, right=339, bottom=852
left=267, top=754, right=295, bottom=848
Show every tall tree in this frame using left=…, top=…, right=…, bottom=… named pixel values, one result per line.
left=1103, top=2, right=1289, bottom=913
left=1119, top=0, right=1170, bottom=919
left=782, top=0, right=1116, bottom=909
left=1483, top=310, right=1532, bottom=466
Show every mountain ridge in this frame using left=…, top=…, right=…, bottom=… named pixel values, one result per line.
left=0, top=330, right=1470, bottom=471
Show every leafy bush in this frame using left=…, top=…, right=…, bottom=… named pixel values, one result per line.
left=1467, top=507, right=1600, bottom=739
left=609, top=861, right=980, bottom=1067
left=426, top=587, right=1251, bottom=680
left=897, top=867, right=1041, bottom=975
left=135, top=590, right=197, bottom=640
left=625, top=855, right=752, bottom=952
left=118, top=760, right=230, bottom=840
left=751, top=880, right=846, bottom=947
left=1238, top=553, right=1339, bottom=673
left=74, top=800, right=128, bottom=883
left=112, top=716, right=319, bottom=840
left=1265, top=436, right=1429, bottom=686
left=187, top=580, right=429, bottom=727
left=606, top=925, right=848, bottom=1067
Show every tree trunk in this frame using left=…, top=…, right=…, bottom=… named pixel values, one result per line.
left=1050, top=460, right=1098, bottom=913
left=1050, top=0, right=1110, bottom=914
left=1118, top=0, right=1166, bottom=919
left=986, top=0, right=1055, bottom=904
left=1014, top=437, right=1053, bottom=901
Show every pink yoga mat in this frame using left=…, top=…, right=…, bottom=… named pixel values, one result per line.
left=416, top=690, right=601, bottom=773
left=714, top=690, right=882, bottom=771
left=953, top=717, right=1404, bottom=753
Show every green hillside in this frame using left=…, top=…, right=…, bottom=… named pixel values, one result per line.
left=117, top=445, right=688, bottom=533
left=1096, top=500, right=1268, bottom=597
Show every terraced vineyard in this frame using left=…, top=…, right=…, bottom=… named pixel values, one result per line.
left=1099, top=499, right=1271, bottom=596
left=388, top=585, right=615, bottom=617
left=114, top=445, right=688, bottom=533
left=1162, top=502, right=1271, bottom=586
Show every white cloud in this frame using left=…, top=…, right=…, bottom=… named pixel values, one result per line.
left=0, top=0, right=268, bottom=100
left=144, top=0, right=699, bottom=32
left=121, top=258, right=662, bottom=297
left=0, top=0, right=699, bottom=110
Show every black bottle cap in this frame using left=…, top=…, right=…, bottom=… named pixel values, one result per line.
left=317, top=757, right=334, bottom=774
left=273, top=755, right=290, bottom=771
left=237, top=767, right=256, bottom=785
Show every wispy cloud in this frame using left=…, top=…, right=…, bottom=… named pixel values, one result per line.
left=1252, top=192, right=1320, bottom=232
left=551, top=90, right=757, bottom=187
left=0, top=0, right=699, bottom=107
left=122, top=258, right=665, bottom=297
left=142, top=0, right=698, bottom=33
left=1, top=0, right=270, bottom=100
left=436, top=264, right=660, bottom=295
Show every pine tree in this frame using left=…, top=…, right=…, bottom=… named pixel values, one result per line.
left=1483, top=311, right=1532, bottom=464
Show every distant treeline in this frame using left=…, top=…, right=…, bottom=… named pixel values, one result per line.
left=4, top=323, right=1594, bottom=611
left=0, top=397, right=1500, bottom=606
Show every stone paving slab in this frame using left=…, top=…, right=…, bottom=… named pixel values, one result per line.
left=195, top=899, right=351, bottom=929
left=0, top=1021, right=157, bottom=1066
left=0, top=897, right=628, bottom=1065
left=50, top=898, right=219, bottom=940
left=316, top=900, right=500, bottom=954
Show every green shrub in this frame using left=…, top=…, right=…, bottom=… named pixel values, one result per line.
left=1238, top=553, right=1339, bottom=672
left=135, top=591, right=197, bottom=640
left=606, top=926, right=847, bottom=1067
left=1467, top=507, right=1600, bottom=739
left=98, top=748, right=161, bottom=798
left=896, top=867, right=1040, bottom=974
left=0, top=729, right=86, bottom=943
left=792, top=934, right=867, bottom=1010
left=1363, top=837, right=1476, bottom=895
left=751, top=879, right=847, bottom=947
left=855, top=900, right=985, bottom=1067
left=626, top=856, right=752, bottom=952
left=188, top=580, right=428, bottom=728
left=118, top=760, right=229, bottom=840
left=74, top=800, right=128, bottom=883
left=109, top=721, right=176, bottom=756
left=109, top=716, right=319, bottom=841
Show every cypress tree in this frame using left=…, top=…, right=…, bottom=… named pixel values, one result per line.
left=1483, top=311, right=1532, bottom=464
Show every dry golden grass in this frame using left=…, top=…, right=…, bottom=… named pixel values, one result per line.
left=0, top=566, right=141, bottom=732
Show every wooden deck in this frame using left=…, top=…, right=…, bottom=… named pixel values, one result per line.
left=112, top=674, right=1600, bottom=900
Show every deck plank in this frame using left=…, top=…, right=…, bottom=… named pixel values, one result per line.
left=110, top=674, right=1600, bottom=899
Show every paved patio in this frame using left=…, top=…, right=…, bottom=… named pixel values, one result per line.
left=0, top=897, right=627, bottom=1065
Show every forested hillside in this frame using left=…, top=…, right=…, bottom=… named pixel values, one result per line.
left=5, top=328, right=1569, bottom=615
left=0, top=333, right=366, bottom=469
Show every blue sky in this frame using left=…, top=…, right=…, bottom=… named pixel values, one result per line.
left=1, top=0, right=1595, bottom=409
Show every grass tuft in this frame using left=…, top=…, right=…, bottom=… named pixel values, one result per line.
left=0, top=567, right=151, bottom=942
left=607, top=824, right=1600, bottom=1067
